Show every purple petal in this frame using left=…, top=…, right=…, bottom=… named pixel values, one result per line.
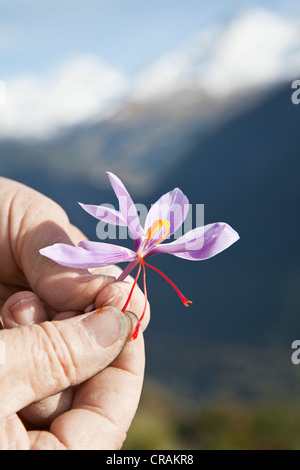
left=151, top=223, right=239, bottom=260
left=78, top=203, right=127, bottom=226
left=107, top=172, right=143, bottom=248
left=144, top=188, right=189, bottom=238
left=40, top=242, right=136, bottom=269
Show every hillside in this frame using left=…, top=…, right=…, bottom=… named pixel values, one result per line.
left=1, top=83, right=299, bottom=401
left=142, top=83, right=300, bottom=399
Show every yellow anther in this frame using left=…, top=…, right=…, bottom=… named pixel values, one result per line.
left=145, top=219, right=171, bottom=245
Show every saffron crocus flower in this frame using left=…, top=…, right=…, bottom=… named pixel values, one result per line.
left=40, top=172, right=239, bottom=339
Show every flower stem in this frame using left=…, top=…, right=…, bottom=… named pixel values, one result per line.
left=116, top=259, right=139, bottom=282
left=132, top=259, right=148, bottom=340
left=121, top=260, right=142, bottom=313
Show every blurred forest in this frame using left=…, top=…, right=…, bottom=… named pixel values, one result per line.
left=125, top=381, right=300, bottom=450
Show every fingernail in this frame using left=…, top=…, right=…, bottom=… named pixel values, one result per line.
left=123, top=311, right=139, bottom=342
left=80, top=307, right=129, bottom=348
left=84, top=302, right=95, bottom=313
left=103, top=292, right=123, bottom=307
left=9, top=297, right=38, bottom=326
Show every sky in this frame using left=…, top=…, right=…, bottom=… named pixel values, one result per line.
left=0, top=0, right=299, bottom=77
left=0, top=0, right=300, bottom=138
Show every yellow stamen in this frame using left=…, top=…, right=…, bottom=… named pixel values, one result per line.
left=145, top=219, right=171, bottom=245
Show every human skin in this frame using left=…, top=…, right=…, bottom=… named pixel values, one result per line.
left=0, top=177, right=150, bottom=450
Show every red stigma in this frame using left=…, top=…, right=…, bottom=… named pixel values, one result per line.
left=142, top=259, right=192, bottom=307
left=121, top=255, right=192, bottom=340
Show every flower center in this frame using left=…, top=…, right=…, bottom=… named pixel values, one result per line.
left=145, top=219, right=171, bottom=246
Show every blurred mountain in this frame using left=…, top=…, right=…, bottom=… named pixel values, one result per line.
left=155, top=82, right=300, bottom=345
left=2, top=7, right=299, bottom=144
left=144, top=82, right=300, bottom=399
left=0, top=86, right=268, bottom=196
left=0, top=83, right=299, bottom=402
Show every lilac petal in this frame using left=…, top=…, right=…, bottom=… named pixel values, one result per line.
left=107, top=172, right=143, bottom=248
left=144, top=188, right=189, bottom=238
left=40, top=242, right=136, bottom=269
left=151, top=223, right=239, bottom=260
left=78, top=203, right=127, bottom=226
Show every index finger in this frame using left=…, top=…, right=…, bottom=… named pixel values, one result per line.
left=0, top=177, right=116, bottom=313
left=32, top=316, right=145, bottom=450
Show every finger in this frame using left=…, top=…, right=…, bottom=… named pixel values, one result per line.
left=1, top=291, right=49, bottom=328
left=0, top=306, right=131, bottom=419
left=0, top=414, right=30, bottom=450
left=28, top=283, right=142, bottom=425
left=19, top=279, right=149, bottom=428
left=21, top=387, right=75, bottom=428
left=47, top=318, right=145, bottom=450
left=0, top=283, right=21, bottom=313
left=1, top=292, right=77, bottom=426
left=0, top=178, right=116, bottom=314
left=89, top=264, right=123, bottom=279
left=1, top=292, right=68, bottom=426
left=95, top=281, right=150, bottom=332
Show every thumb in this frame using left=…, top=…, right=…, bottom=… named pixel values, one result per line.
left=1, top=177, right=116, bottom=313
left=0, top=307, right=131, bottom=419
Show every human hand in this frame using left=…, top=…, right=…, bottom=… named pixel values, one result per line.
left=0, top=177, right=149, bottom=449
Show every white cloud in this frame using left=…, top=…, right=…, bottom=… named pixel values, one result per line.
left=0, top=55, right=128, bottom=138
left=132, top=8, right=300, bottom=100
left=1, top=8, right=300, bottom=139
left=198, top=8, right=300, bottom=96
left=131, top=28, right=217, bottom=100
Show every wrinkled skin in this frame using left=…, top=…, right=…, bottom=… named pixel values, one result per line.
left=0, top=177, right=150, bottom=450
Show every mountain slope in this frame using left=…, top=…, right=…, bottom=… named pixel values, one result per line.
left=139, top=83, right=300, bottom=398
left=155, top=83, right=300, bottom=345
left=0, top=86, right=268, bottom=196
left=1, top=83, right=299, bottom=400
